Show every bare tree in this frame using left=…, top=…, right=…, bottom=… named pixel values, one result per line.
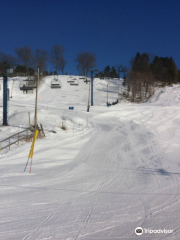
left=60, top=57, right=66, bottom=75
left=0, top=51, right=8, bottom=75
left=75, top=52, right=96, bottom=76
left=0, top=52, right=17, bottom=75
left=6, top=54, right=17, bottom=67
left=0, top=51, right=7, bottom=64
left=14, top=46, right=33, bottom=76
left=49, top=44, right=66, bottom=75
left=127, top=70, right=155, bottom=102
left=34, top=49, right=48, bottom=73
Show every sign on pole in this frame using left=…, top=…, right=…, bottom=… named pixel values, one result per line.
left=7, top=69, right=13, bottom=74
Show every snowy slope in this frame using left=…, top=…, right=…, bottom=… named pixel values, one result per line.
left=0, top=76, right=180, bottom=239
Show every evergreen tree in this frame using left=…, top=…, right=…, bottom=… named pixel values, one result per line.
left=132, top=52, right=150, bottom=72
left=151, top=56, right=177, bottom=83
left=14, top=65, right=34, bottom=76
left=104, top=65, right=111, bottom=77
left=110, top=66, right=118, bottom=78
left=177, top=70, right=180, bottom=83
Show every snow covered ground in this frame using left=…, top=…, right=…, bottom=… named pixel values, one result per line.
left=0, top=76, right=180, bottom=239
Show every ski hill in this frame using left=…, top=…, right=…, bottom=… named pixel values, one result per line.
left=0, top=76, right=180, bottom=239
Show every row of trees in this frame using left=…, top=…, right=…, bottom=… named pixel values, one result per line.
left=0, top=45, right=97, bottom=77
left=2, top=47, right=180, bottom=103
left=95, top=65, right=127, bottom=78
left=123, top=52, right=180, bottom=102
left=0, top=46, right=49, bottom=76
left=131, top=52, right=178, bottom=84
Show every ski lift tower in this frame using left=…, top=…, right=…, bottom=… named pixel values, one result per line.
left=89, top=69, right=98, bottom=106
left=0, top=74, right=8, bottom=125
left=1, top=65, right=18, bottom=125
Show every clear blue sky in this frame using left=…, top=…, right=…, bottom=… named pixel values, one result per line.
left=1, top=0, right=180, bottom=75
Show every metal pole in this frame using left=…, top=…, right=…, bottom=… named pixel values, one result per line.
left=34, top=68, right=39, bottom=131
left=30, top=158, right=33, bottom=173
left=107, top=83, right=109, bottom=106
left=91, top=71, right=93, bottom=106
left=3, top=76, right=8, bottom=125
left=24, top=158, right=30, bottom=172
left=107, top=84, right=108, bottom=106
left=87, top=82, right=90, bottom=112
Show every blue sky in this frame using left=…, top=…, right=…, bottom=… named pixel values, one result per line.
left=1, top=0, right=180, bottom=75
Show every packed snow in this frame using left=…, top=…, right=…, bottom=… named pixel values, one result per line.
left=0, top=76, right=180, bottom=239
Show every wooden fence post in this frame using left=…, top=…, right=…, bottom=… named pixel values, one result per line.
left=40, top=123, right=45, bottom=137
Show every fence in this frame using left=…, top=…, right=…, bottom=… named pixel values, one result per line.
left=0, top=129, right=34, bottom=151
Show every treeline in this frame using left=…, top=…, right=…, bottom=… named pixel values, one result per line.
left=0, top=45, right=96, bottom=77
left=123, top=52, right=180, bottom=102
left=95, top=65, right=127, bottom=78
